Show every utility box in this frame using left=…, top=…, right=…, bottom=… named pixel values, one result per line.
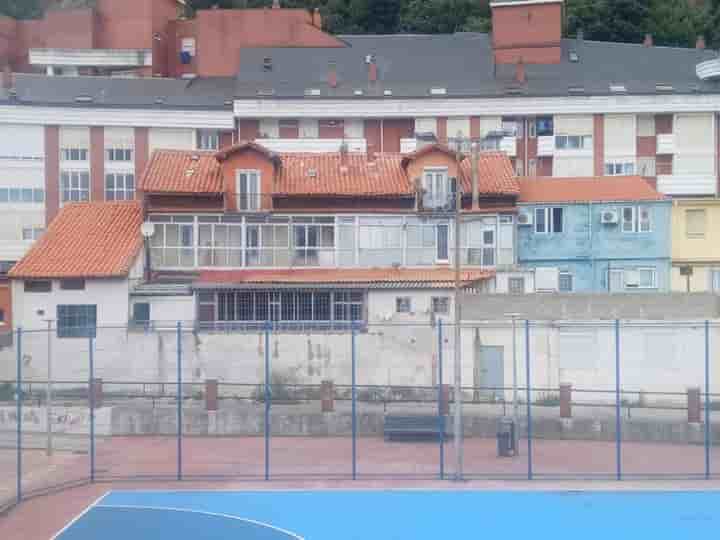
left=497, top=418, right=516, bottom=457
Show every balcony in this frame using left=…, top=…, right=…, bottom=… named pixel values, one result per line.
left=537, top=136, right=554, bottom=156
left=656, top=174, right=717, bottom=196
left=696, top=58, right=720, bottom=81
left=656, top=133, right=675, bottom=155
left=259, top=138, right=366, bottom=153
left=498, top=137, right=517, bottom=157
left=29, top=48, right=152, bottom=68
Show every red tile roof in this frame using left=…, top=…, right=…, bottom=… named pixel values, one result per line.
left=139, top=150, right=222, bottom=194
left=518, top=176, right=666, bottom=204
left=215, top=141, right=281, bottom=164
left=9, top=202, right=143, bottom=279
left=400, top=143, right=460, bottom=168
left=276, top=153, right=412, bottom=197
left=459, top=151, right=519, bottom=196
left=195, top=267, right=494, bottom=289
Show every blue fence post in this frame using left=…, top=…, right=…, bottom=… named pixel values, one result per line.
left=705, top=320, right=711, bottom=480
left=177, top=321, right=183, bottom=481
left=438, top=319, right=445, bottom=480
left=89, top=334, right=95, bottom=483
left=16, top=327, right=22, bottom=504
left=264, top=320, right=271, bottom=481
left=615, top=319, right=622, bottom=481
left=525, top=320, right=532, bottom=480
left=351, top=321, right=357, bottom=480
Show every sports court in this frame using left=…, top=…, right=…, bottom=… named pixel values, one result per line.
left=52, top=489, right=720, bottom=539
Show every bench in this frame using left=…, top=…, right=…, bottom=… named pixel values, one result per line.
left=383, top=415, right=448, bottom=442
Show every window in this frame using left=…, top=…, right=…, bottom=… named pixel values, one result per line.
left=604, top=161, right=635, bottom=175
left=60, top=171, right=90, bottom=203
left=637, top=157, right=656, bottom=177
left=106, top=148, right=133, bottom=161
left=24, top=280, right=51, bottom=293
left=57, top=305, right=97, bottom=338
left=421, top=168, right=452, bottom=209
left=622, top=206, right=652, bottom=233
left=528, top=158, right=537, bottom=176
left=535, top=207, right=563, bottom=234
left=461, top=219, right=495, bottom=266
left=396, top=297, right=412, bottom=313
left=711, top=269, right=720, bottom=292
left=61, top=148, right=88, bottom=161
left=555, top=135, right=592, bottom=150
left=236, top=170, right=261, bottom=211
left=22, top=227, right=44, bottom=241
left=625, top=268, right=657, bottom=289
left=34, top=188, right=44, bottom=203
left=149, top=217, right=195, bottom=268
left=436, top=223, right=449, bottom=262
left=535, top=116, right=553, bottom=136
left=197, top=130, right=220, bottom=151
left=508, top=277, right=525, bottom=295
left=0, top=308, right=4, bottom=322
left=105, top=173, right=135, bottom=201
left=292, top=217, right=335, bottom=266
left=431, top=297, right=450, bottom=315
left=608, top=269, right=624, bottom=292
left=245, top=219, right=290, bottom=267
left=559, top=272, right=573, bottom=292
left=132, top=303, right=151, bottom=324
left=60, top=278, right=85, bottom=290
left=181, top=37, right=196, bottom=57
left=198, top=221, right=244, bottom=267
left=514, top=160, right=524, bottom=176
left=358, top=216, right=403, bottom=266
left=528, top=120, right=537, bottom=138
left=686, top=209, right=706, bottom=238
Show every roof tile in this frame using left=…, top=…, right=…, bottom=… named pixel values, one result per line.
left=9, top=202, right=143, bottom=279
left=139, top=150, right=222, bottom=194
left=519, top=176, right=666, bottom=204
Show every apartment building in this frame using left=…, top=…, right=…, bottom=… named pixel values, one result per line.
left=670, top=198, right=720, bottom=292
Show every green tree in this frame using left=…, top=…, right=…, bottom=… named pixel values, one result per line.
left=566, top=0, right=650, bottom=44
left=0, top=0, right=44, bottom=19
left=648, top=0, right=704, bottom=47
left=400, top=0, right=489, bottom=34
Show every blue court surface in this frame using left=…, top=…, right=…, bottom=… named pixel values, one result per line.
left=54, top=490, right=720, bottom=539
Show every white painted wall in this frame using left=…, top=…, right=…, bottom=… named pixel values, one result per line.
left=446, top=117, right=471, bottom=139
left=0, top=124, right=44, bottom=159
left=604, top=114, right=636, bottom=160
left=415, top=117, right=438, bottom=135
left=148, top=128, right=195, bottom=155
left=674, top=113, right=715, bottom=176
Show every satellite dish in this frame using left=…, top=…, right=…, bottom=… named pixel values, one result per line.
left=141, top=222, right=155, bottom=238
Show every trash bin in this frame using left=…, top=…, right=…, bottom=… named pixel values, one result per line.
left=497, top=418, right=516, bottom=457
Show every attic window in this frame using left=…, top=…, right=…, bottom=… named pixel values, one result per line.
left=263, top=57, right=272, bottom=72
left=353, top=89, right=364, bottom=96
left=430, top=87, right=447, bottom=95
left=656, top=83, right=674, bottom=93
left=383, top=89, right=393, bottom=96
left=257, top=88, right=275, bottom=96
left=304, top=88, right=321, bottom=97
left=307, top=168, right=318, bottom=178
left=568, top=86, right=585, bottom=94
left=569, top=50, right=579, bottom=62
left=609, top=84, right=627, bottom=94
left=74, top=95, right=93, bottom=103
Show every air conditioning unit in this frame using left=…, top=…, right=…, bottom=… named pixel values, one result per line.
left=518, top=211, right=533, bottom=226
left=624, top=269, right=640, bottom=288
left=600, top=209, right=619, bottom=224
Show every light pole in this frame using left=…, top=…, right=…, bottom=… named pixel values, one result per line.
left=504, top=312, right=521, bottom=453
left=44, top=318, right=54, bottom=457
left=453, top=146, right=463, bottom=480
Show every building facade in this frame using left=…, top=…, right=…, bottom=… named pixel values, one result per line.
left=517, top=177, right=672, bottom=293
left=671, top=198, right=720, bottom=292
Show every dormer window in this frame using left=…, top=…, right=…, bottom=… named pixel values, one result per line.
left=236, top=170, right=261, bottom=211
left=422, top=167, right=455, bottom=209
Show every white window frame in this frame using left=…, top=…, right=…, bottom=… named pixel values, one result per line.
left=245, top=221, right=291, bottom=268
left=622, top=206, right=652, bottom=233
left=105, top=148, right=133, bottom=162
left=422, top=167, right=450, bottom=209
left=22, top=227, right=44, bottom=241
left=431, top=296, right=450, bottom=315
left=685, top=209, right=706, bottom=238
left=710, top=268, right=720, bottom=292
left=559, top=271, right=573, bottom=292
left=198, top=222, right=243, bottom=268
left=436, top=223, right=450, bottom=263
left=396, top=297, right=412, bottom=313
left=60, top=170, right=90, bottom=205
left=555, top=134, right=592, bottom=150
left=534, top=207, right=563, bottom=234
left=236, top=169, right=261, bottom=211
left=60, top=147, right=89, bottom=162
left=508, top=277, right=525, bottom=295
left=604, top=161, right=635, bottom=176
left=104, top=172, right=135, bottom=201
left=625, top=267, right=657, bottom=289
left=197, top=129, right=220, bottom=151
left=181, top=37, right=197, bottom=57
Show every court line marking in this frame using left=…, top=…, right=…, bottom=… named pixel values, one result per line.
left=50, top=491, right=111, bottom=540
left=96, top=504, right=305, bottom=540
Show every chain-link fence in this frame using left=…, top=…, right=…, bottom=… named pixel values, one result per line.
left=1, top=318, right=719, bottom=511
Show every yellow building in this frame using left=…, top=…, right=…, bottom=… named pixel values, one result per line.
left=671, top=198, right=720, bottom=292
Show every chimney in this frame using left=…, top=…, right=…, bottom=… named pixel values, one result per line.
left=312, top=8, right=322, bottom=29
left=368, top=61, right=377, bottom=83
left=515, top=59, right=526, bottom=84
left=643, top=33, right=653, bottom=47
left=471, top=142, right=479, bottom=209
left=328, top=61, right=337, bottom=88
left=696, top=35, right=706, bottom=50
left=272, top=0, right=281, bottom=8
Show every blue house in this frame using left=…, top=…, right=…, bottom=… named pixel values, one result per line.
left=517, top=176, right=671, bottom=293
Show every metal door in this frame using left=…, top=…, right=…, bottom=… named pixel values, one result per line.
left=475, top=344, right=504, bottom=401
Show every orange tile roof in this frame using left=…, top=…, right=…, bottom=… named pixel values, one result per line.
left=518, top=176, right=667, bottom=204
left=215, top=141, right=281, bottom=164
left=195, top=267, right=494, bottom=289
left=276, top=153, right=412, bottom=197
left=9, top=202, right=143, bottom=279
left=459, top=151, right=519, bottom=196
left=139, top=150, right=222, bottom=194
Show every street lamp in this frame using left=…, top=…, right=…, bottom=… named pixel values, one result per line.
left=504, top=312, right=522, bottom=453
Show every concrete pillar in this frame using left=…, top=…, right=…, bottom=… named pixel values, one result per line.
left=439, top=384, right=450, bottom=416
left=688, top=387, right=701, bottom=424
left=91, top=378, right=103, bottom=409
left=321, top=380, right=335, bottom=412
left=205, top=379, right=218, bottom=412
left=560, top=383, right=572, bottom=419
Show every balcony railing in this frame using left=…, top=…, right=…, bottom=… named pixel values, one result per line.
left=258, top=138, right=367, bottom=153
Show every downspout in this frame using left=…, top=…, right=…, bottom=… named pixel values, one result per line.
left=524, top=116, right=528, bottom=176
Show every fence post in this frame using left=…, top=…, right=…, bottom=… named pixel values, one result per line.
left=89, top=334, right=95, bottom=483
left=705, top=320, right=711, bottom=480
left=525, top=320, right=532, bottom=480
left=438, top=319, right=445, bottom=480
left=615, top=319, right=622, bottom=481
left=264, top=320, right=271, bottom=481
left=16, top=326, right=22, bottom=504
left=351, top=321, right=357, bottom=481
left=177, top=321, right=183, bottom=481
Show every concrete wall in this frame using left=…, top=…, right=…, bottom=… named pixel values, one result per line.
left=518, top=201, right=672, bottom=292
